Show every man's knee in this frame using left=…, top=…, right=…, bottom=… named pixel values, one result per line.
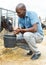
left=23, top=32, right=34, bottom=39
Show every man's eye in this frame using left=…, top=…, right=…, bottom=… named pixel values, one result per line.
left=17, top=12, right=20, bottom=14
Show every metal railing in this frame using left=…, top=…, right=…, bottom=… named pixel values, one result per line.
left=0, top=7, right=16, bottom=26
left=0, top=8, right=17, bottom=38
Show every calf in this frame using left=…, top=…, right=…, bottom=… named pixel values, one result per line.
left=0, top=16, right=13, bottom=32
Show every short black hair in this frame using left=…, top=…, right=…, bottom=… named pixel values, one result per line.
left=16, top=3, right=26, bottom=10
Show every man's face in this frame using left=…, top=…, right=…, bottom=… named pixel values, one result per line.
left=16, top=8, right=26, bottom=18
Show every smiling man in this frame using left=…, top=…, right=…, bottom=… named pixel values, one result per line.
left=14, top=3, right=44, bottom=60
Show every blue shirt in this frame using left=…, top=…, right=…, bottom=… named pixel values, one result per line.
left=18, top=11, right=44, bottom=36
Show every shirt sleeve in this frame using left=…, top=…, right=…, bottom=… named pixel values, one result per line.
left=30, top=12, right=39, bottom=25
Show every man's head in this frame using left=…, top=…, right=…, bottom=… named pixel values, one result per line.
left=16, top=3, right=26, bottom=18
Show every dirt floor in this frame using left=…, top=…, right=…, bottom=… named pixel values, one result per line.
left=0, top=30, right=46, bottom=65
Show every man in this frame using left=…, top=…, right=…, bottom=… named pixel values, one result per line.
left=13, top=3, right=44, bottom=60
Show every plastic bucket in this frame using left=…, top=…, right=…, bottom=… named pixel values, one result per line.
left=4, top=34, right=16, bottom=48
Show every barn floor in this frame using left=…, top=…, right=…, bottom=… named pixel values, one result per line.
left=0, top=30, right=46, bottom=65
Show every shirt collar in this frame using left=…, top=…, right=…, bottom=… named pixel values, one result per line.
left=25, top=11, right=28, bottom=17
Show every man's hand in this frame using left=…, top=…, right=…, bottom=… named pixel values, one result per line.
left=13, top=28, right=21, bottom=34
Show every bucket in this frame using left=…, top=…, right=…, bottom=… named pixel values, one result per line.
left=4, top=34, right=16, bottom=48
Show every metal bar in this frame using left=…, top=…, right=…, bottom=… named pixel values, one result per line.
left=0, top=9, right=1, bottom=26
left=0, top=8, right=16, bottom=13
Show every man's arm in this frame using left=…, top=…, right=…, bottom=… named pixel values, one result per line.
left=13, top=23, right=37, bottom=34
left=20, top=23, right=38, bottom=33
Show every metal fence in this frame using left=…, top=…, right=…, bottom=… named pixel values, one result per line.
left=0, top=8, right=16, bottom=26
left=0, top=8, right=17, bottom=38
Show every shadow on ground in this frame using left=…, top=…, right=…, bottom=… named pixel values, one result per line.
left=0, top=30, right=46, bottom=65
